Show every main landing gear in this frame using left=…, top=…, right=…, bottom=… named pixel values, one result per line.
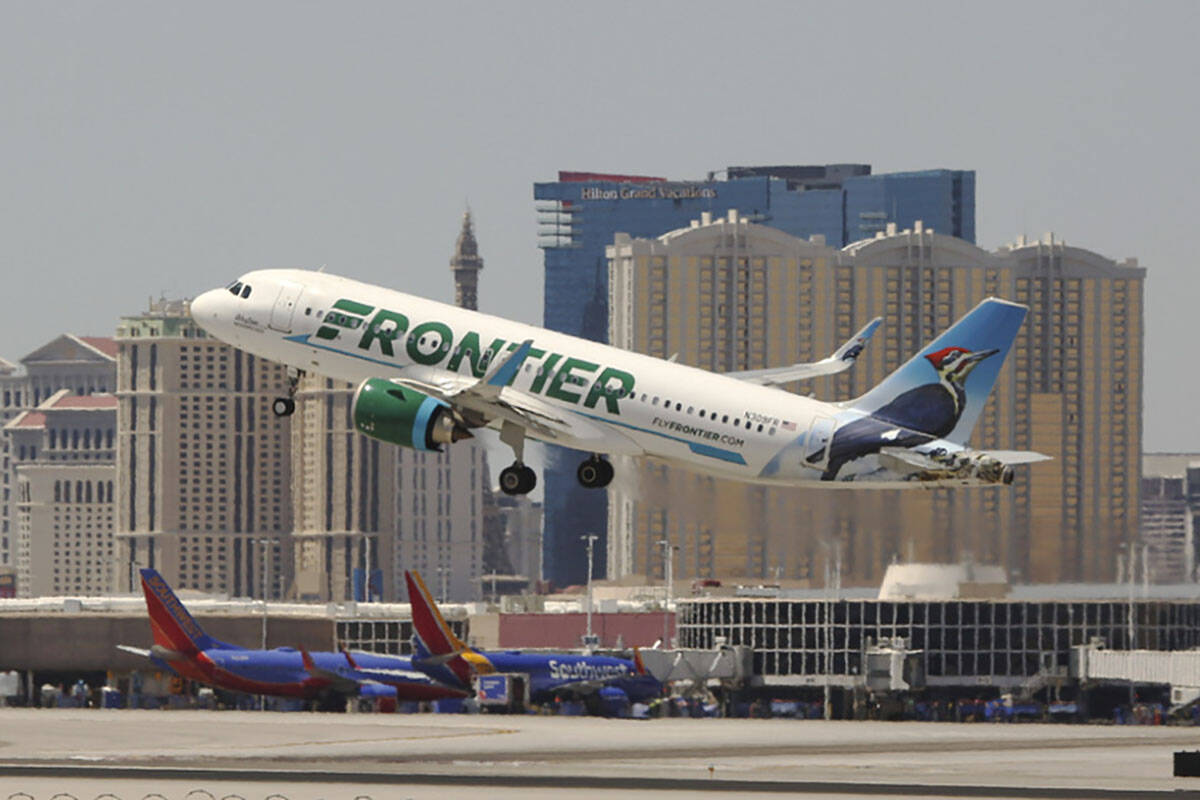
left=272, top=368, right=304, bottom=418
left=498, top=420, right=537, bottom=496
left=577, top=455, right=613, bottom=489
left=499, top=463, right=537, bottom=496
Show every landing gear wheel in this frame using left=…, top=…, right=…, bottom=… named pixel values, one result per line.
left=499, top=464, right=537, bottom=496
left=577, top=456, right=614, bottom=489
left=272, top=397, right=296, bottom=417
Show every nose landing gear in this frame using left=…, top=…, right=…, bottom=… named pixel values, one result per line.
left=577, top=455, right=613, bottom=489
left=272, top=368, right=305, bottom=418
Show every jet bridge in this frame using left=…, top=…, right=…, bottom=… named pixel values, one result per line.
left=1073, top=643, right=1200, bottom=707
left=637, top=644, right=753, bottom=689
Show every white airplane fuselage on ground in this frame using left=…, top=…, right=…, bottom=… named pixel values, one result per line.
left=190, top=269, right=1042, bottom=492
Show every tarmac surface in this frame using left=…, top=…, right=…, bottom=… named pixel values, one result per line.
left=1, top=708, right=1200, bottom=798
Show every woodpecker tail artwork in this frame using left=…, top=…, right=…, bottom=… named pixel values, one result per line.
left=850, top=298, right=1026, bottom=444
left=805, top=298, right=1029, bottom=481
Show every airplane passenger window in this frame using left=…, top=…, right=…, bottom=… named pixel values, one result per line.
left=241, top=285, right=251, bottom=298
left=722, top=415, right=729, bottom=423
left=305, top=308, right=312, bottom=316
left=675, top=403, right=682, bottom=411
left=757, top=424, right=764, bottom=433
left=687, top=406, right=694, bottom=414
left=652, top=397, right=659, bottom=405
left=769, top=427, right=776, bottom=436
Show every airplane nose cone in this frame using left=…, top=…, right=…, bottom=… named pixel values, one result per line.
left=189, top=289, right=225, bottom=336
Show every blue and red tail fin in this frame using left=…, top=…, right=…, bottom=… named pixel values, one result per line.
left=405, top=570, right=480, bottom=686
left=139, top=568, right=234, bottom=655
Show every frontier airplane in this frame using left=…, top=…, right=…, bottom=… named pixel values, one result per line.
left=189, top=269, right=1046, bottom=495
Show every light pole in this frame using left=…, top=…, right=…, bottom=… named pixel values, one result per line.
left=581, top=535, right=597, bottom=649
left=255, top=536, right=278, bottom=711
left=658, top=539, right=677, bottom=648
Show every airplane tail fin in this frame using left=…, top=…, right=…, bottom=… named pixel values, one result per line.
left=632, top=646, right=647, bottom=676
left=849, top=298, right=1027, bottom=445
left=405, top=570, right=474, bottom=686
left=138, top=568, right=227, bottom=656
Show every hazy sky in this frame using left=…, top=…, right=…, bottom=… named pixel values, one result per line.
left=1, top=1, right=1196, bottom=450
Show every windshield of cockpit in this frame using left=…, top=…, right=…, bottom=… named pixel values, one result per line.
left=225, top=279, right=252, bottom=299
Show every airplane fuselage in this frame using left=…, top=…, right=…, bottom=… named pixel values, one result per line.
left=191, top=269, right=978, bottom=486
left=156, top=646, right=463, bottom=701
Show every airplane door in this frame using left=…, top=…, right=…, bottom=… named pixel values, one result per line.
left=805, top=415, right=837, bottom=470
left=268, top=281, right=304, bottom=333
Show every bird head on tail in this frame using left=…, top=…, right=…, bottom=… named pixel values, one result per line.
left=924, top=346, right=998, bottom=386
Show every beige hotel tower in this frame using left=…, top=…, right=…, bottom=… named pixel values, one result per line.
left=114, top=299, right=293, bottom=597
left=290, top=212, right=490, bottom=602
left=607, top=212, right=1143, bottom=586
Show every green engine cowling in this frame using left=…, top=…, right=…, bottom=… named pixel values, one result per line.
left=352, top=378, right=472, bottom=451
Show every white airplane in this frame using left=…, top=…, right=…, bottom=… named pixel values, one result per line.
left=189, top=269, right=1047, bottom=496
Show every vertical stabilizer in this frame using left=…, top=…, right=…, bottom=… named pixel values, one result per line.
left=849, top=298, right=1027, bottom=445
left=405, top=570, right=474, bottom=686
left=139, top=568, right=225, bottom=655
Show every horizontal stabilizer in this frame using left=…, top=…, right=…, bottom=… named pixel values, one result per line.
left=116, top=644, right=152, bottom=659
left=978, top=450, right=1052, bottom=465
left=879, top=446, right=1048, bottom=485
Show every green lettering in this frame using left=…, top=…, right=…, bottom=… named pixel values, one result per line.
left=405, top=321, right=453, bottom=366
left=447, top=332, right=508, bottom=377
left=584, top=367, right=635, bottom=415
left=530, top=353, right=562, bottom=394
left=546, top=357, right=599, bottom=404
left=357, top=309, right=409, bottom=357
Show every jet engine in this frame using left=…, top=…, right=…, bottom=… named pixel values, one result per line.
left=352, top=379, right=472, bottom=451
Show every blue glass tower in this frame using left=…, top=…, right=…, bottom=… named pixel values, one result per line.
left=533, top=165, right=975, bottom=587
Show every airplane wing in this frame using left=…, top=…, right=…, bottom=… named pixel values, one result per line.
left=388, top=340, right=644, bottom=456
left=299, top=648, right=408, bottom=696
left=727, top=317, right=882, bottom=386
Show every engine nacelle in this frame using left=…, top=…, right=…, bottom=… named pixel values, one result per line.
left=352, top=379, right=472, bottom=451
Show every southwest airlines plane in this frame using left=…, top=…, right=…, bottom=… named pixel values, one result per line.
left=189, top=269, right=1046, bottom=494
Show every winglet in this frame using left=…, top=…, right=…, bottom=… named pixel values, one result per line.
left=484, top=338, right=534, bottom=390
left=340, top=647, right=360, bottom=670
left=633, top=646, right=647, bottom=676
left=833, top=316, right=882, bottom=363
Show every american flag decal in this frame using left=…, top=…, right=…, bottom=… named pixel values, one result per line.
left=782, top=420, right=796, bottom=431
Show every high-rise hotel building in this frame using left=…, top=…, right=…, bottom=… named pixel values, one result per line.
left=114, top=299, right=293, bottom=597
left=0, top=336, right=116, bottom=570
left=536, top=166, right=975, bottom=586
left=607, top=214, right=1143, bottom=586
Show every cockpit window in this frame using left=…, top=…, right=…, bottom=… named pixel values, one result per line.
left=241, top=284, right=251, bottom=299
left=229, top=281, right=243, bottom=295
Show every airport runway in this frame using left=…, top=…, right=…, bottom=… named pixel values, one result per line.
left=1, top=709, right=1200, bottom=798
